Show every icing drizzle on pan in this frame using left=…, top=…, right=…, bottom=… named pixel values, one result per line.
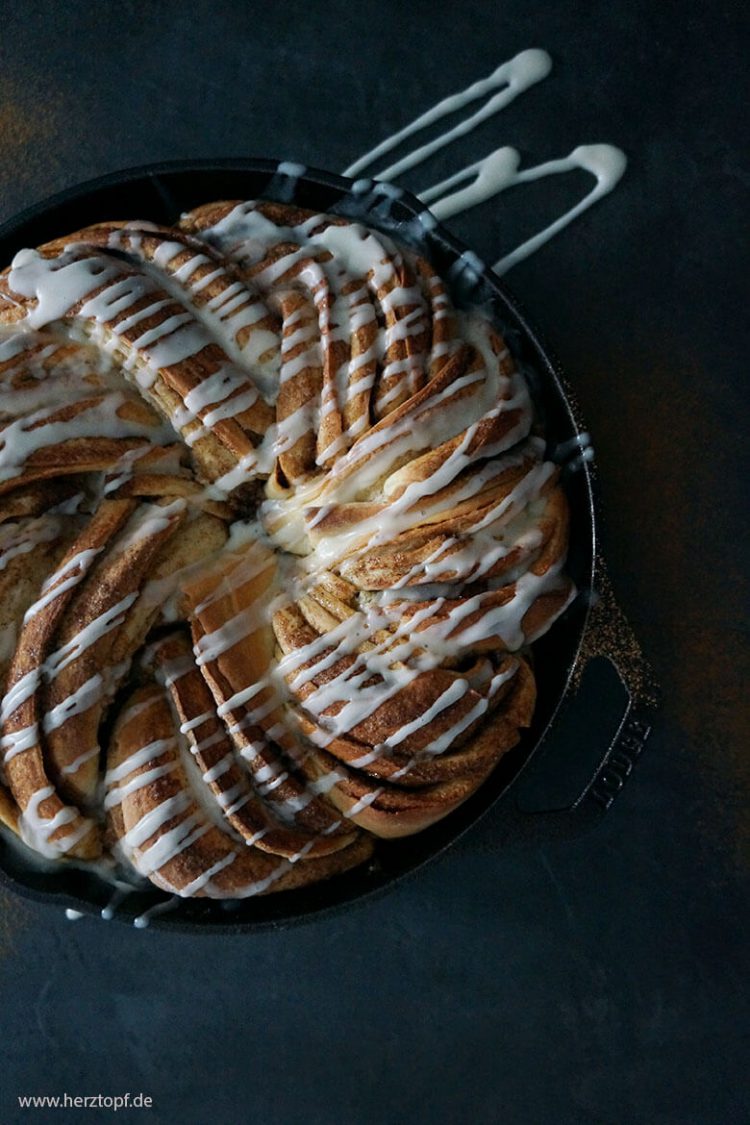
left=344, top=48, right=627, bottom=275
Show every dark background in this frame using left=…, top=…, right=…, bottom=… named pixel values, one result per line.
left=1, top=2, right=748, bottom=1122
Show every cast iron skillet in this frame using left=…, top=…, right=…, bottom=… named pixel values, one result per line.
left=0, top=160, right=654, bottom=931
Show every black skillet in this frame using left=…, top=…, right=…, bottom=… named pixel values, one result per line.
left=0, top=160, right=655, bottom=931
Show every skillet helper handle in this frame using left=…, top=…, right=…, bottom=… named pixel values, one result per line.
left=495, top=597, right=657, bottom=845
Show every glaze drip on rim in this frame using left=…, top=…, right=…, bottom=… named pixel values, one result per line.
left=0, top=199, right=573, bottom=899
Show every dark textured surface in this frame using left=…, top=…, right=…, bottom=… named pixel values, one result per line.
left=0, top=2, right=747, bottom=1123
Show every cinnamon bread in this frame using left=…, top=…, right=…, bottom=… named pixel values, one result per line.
left=0, top=200, right=574, bottom=899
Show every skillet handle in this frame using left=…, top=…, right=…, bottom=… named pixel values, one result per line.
left=493, top=573, right=657, bottom=845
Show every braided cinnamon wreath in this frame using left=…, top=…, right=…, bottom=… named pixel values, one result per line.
left=0, top=200, right=573, bottom=899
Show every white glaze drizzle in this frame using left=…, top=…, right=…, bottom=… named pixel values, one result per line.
left=345, top=49, right=553, bottom=180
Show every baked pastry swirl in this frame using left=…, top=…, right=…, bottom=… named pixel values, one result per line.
left=0, top=199, right=574, bottom=900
